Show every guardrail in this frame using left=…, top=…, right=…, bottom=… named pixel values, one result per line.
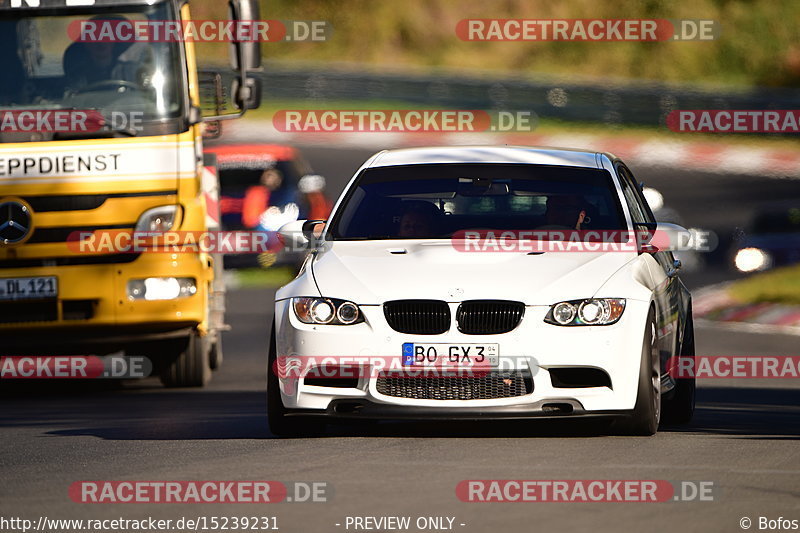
left=254, top=63, right=800, bottom=128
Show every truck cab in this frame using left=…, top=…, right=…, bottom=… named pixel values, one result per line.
left=0, top=0, right=261, bottom=386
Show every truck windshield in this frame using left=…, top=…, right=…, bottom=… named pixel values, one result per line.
left=0, top=1, right=185, bottom=142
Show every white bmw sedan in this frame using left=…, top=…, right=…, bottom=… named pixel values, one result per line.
left=269, top=146, right=695, bottom=436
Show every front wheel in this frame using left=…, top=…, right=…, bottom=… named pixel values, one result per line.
left=159, top=331, right=212, bottom=388
left=616, top=309, right=660, bottom=436
left=267, top=322, right=324, bottom=437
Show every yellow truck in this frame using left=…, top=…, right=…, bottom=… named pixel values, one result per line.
left=0, top=0, right=261, bottom=386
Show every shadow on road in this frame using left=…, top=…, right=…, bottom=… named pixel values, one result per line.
left=0, top=382, right=797, bottom=440
left=0, top=381, right=270, bottom=440
left=662, top=385, right=800, bottom=440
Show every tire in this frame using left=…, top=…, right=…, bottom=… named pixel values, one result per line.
left=159, top=331, right=212, bottom=388
left=209, top=333, right=223, bottom=371
left=267, top=321, right=325, bottom=437
left=616, top=308, right=660, bottom=436
left=662, top=312, right=696, bottom=425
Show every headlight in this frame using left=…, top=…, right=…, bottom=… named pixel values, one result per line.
left=135, top=205, right=178, bottom=232
left=293, top=297, right=364, bottom=325
left=545, top=298, right=625, bottom=326
left=734, top=247, right=771, bottom=273
left=552, top=302, right=577, bottom=325
left=127, top=277, right=196, bottom=301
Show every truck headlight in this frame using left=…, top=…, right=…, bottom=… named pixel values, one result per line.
left=293, top=297, right=364, bottom=325
left=135, top=205, right=178, bottom=232
left=545, top=298, right=625, bottom=326
left=127, top=277, right=196, bottom=301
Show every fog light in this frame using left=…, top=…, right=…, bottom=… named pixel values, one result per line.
left=127, top=277, right=196, bottom=301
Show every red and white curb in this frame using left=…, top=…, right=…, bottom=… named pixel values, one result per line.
left=227, top=121, right=800, bottom=178
left=693, top=282, right=800, bottom=335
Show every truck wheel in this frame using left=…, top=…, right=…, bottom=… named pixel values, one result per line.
left=616, top=308, right=660, bottom=436
left=160, top=331, right=211, bottom=388
left=662, top=313, right=696, bottom=425
left=209, top=333, right=223, bottom=371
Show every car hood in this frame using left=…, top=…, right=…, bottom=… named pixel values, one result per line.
left=310, top=240, right=636, bottom=305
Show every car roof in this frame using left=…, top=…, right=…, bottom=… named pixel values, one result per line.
left=204, top=143, right=298, bottom=164
left=367, top=145, right=605, bottom=169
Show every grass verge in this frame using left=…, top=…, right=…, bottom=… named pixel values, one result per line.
left=239, top=98, right=800, bottom=152
left=728, top=264, right=800, bottom=305
left=231, top=267, right=296, bottom=289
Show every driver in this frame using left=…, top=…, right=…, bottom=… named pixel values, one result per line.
left=543, top=194, right=588, bottom=230
left=63, top=40, right=132, bottom=89
left=63, top=16, right=148, bottom=90
left=396, top=201, right=441, bottom=238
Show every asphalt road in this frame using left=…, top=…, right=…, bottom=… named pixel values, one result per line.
left=2, top=145, right=799, bottom=532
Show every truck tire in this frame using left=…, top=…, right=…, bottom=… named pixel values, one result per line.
left=160, top=331, right=212, bottom=388
left=209, top=333, right=223, bottom=371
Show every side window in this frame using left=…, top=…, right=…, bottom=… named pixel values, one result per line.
left=622, top=166, right=657, bottom=223
left=620, top=165, right=676, bottom=265
left=617, top=166, right=648, bottom=225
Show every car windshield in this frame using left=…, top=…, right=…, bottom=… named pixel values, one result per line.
left=330, top=163, right=626, bottom=240
left=0, top=1, right=184, bottom=142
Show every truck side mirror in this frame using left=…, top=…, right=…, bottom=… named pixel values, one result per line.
left=228, top=0, right=262, bottom=72
left=231, top=76, right=262, bottom=111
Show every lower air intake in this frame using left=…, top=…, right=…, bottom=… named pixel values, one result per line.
left=376, top=371, right=532, bottom=400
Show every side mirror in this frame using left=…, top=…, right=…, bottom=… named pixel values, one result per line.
left=232, top=75, right=262, bottom=111
left=650, top=222, right=692, bottom=252
left=228, top=0, right=262, bottom=72
left=302, top=219, right=326, bottom=242
left=278, top=219, right=326, bottom=251
left=278, top=220, right=307, bottom=249
left=198, top=69, right=261, bottom=121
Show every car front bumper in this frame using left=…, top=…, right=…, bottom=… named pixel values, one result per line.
left=274, top=298, right=651, bottom=418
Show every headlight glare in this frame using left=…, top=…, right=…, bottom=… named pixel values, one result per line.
left=546, top=298, right=625, bottom=326
left=127, top=277, right=196, bottom=301
left=293, top=297, right=364, bottom=325
left=310, top=299, right=335, bottom=324
left=734, top=247, right=771, bottom=273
